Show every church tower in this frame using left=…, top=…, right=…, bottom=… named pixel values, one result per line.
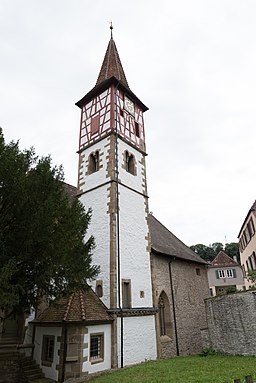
left=76, top=30, right=157, bottom=367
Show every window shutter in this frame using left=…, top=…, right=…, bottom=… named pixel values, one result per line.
left=215, top=270, right=219, bottom=279
left=232, top=268, right=237, bottom=278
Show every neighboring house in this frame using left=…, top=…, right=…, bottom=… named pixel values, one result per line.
left=31, top=289, right=112, bottom=382
left=208, top=251, right=245, bottom=296
left=238, top=200, right=256, bottom=289
left=148, top=214, right=209, bottom=358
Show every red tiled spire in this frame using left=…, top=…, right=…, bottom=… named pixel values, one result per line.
left=96, top=36, right=129, bottom=88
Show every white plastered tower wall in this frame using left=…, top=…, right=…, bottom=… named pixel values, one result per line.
left=76, top=36, right=157, bottom=368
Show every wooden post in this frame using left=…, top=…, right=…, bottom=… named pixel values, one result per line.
left=245, top=376, right=253, bottom=383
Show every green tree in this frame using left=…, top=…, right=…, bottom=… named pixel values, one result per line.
left=0, top=128, right=99, bottom=317
left=190, top=244, right=215, bottom=262
left=190, top=242, right=240, bottom=263
left=224, top=242, right=240, bottom=263
left=210, top=242, right=223, bottom=254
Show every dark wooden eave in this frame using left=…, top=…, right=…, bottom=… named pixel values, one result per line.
left=76, top=76, right=148, bottom=112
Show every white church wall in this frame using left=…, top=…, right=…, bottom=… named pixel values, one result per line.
left=82, top=324, right=111, bottom=374
left=80, top=185, right=111, bottom=307
left=34, top=326, right=61, bottom=382
left=117, top=316, right=157, bottom=366
left=118, top=185, right=152, bottom=308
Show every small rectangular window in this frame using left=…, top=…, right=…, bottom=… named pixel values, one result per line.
left=90, top=333, right=104, bottom=363
left=42, top=335, right=55, bottom=366
left=196, top=268, right=201, bottom=276
left=122, top=279, right=131, bottom=308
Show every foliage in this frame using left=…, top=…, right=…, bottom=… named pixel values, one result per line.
left=247, top=270, right=256, bottom=286
left=225, top=286, right=238, bottom=294
left=190, top=242, right=240, bottom=263
left=0, top=128, right=99, bottom=316
left=199, top=347, right=218, bottom=357
left=88, top=355, right=256, bottom=383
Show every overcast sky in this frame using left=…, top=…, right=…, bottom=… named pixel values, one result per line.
left=1, top=0, right=256, bottom=247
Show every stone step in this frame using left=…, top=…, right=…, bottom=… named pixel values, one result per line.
left=26, top=371, right=45, bottom=380
left=30, top=379, right=56, bottom=383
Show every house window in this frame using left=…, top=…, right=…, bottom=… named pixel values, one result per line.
left=226, top=269, right=233, bottom=278
left=42, top=335, right=54, bottom=366
left=122, top=279, right=131, bottom=308
left=218, top=270, right=225, bottom=278
left=125, top=151, right=136, bottom=175
left=90, top=333, right=104, bottom=363
left=158, top=291, right=172, bottom=338
left=196, top=268, right=201, bottom=276
left=91, top=114, right=100, bottom=136
left=88, top=151, right=99, bottom=174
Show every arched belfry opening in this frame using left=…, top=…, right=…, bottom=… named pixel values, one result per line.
left=125, top=151, right=136, bottom=175
left=88, top=151, right=99, bottom=174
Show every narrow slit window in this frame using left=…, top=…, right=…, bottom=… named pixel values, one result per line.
left=122, top=279, right=131, bottom=308
left=134, top=122, right=140, bottom=137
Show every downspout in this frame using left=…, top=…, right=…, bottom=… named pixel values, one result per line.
left=114, top=82, right=124, bottom=368
left=61, top=324, right=67, bottom=383
left=168, top=259, right=179, bottom=356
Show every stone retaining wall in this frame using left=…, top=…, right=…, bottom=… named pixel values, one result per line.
left=203, top=290, right=256, bottom=355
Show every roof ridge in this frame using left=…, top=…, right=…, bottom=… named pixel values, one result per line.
left=79, top=290, right=86, bottom=321
left=64, top=293, right=74, bottom=321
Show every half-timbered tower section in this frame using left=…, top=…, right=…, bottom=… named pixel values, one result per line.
left=76, top=35, right=157, bottom=368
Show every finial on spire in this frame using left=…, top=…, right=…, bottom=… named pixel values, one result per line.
left=109, top=21, right=113, bottom=39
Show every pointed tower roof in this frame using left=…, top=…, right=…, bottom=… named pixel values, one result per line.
left=96, top=37, right=129, bottom=88
left=211, top=251, right=238, bottom=267
left=76, top=32, right=148, bottom=112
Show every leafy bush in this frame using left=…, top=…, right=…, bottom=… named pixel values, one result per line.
left=199, top=347, right=217, bottom=357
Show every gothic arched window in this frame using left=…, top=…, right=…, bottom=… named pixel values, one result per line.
left=88, top=151, right=99, bottom=174
left=158, top=291, right=172, bottom=338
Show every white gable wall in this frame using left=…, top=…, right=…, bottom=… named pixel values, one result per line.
left=34, top=326, right=61, bottom=382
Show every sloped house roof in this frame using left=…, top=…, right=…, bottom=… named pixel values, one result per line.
left=210, top=250, right=239, bottom=268
left=148, top=214, right=207, bottom=264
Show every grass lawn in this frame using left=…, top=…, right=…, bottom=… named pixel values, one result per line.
left=88, top=355, right=256, bottom=383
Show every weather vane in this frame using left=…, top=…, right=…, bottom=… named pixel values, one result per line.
left=108, top=21, right=113, bottom=38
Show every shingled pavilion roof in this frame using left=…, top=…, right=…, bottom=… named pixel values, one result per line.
left=148, top=214, right=207, bottom=265
left=33, top=288, right=112, bottom=324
